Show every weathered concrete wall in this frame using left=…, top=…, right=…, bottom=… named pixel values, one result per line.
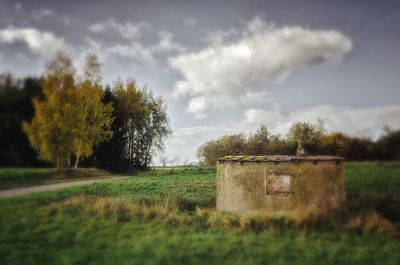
left=217, top=160, right=345, bottom=217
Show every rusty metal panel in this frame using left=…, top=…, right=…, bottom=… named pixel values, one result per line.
left=265, top=172, right=293, bottom=196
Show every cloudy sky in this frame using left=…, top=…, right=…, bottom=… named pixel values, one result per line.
left=1, top=0, right=400, bottom=163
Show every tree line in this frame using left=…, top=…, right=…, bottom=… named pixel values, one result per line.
left=197, top=121, right=400, bottom=166
left=0, top=74, right=44, bottom=166
left=0, top=52, right=171, bottom=171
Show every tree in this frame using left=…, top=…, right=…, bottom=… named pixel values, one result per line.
left=319, top=132, right=350, bottom=157
left=318, top=132, right=374, bottom=160
left=88, top=85, right=126, bottom=170
left=136, top=88, right=171, bottom=167
left=159, top=156, right=169, bottom=167
left=246, top=123, right=270, bottom=155
left=72, top=54, right=113, bottom=168
left=113, top=80, right=147, bottom=169
left=197, top=139, right=224, bottom=166
left=182, top=158, right=189, bottom=166
left=197, top=134, right=246, bottom=166
left=220, top=134, right=246, bottom=155
left=375, top=129, right=400, bottom=160
left=287, top=120, right=325, bottom=155
left=0, top=73, right=44, bottom=166
left=347, top=137, right=373, bottom=160
left=97, top=80, right=170, bottom=170
left=171, top=156, right=180, bottom=166
left=22, top=52, right=76, bottom=168
left=265, top=134, right=296, bottom=155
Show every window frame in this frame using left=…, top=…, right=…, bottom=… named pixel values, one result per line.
left=265, top=171, right=294, bottom=196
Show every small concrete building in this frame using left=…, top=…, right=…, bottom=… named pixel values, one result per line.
left=217, top=155, right=345, bottom=217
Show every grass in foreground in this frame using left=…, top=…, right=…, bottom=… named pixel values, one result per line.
left=0, top=163, right=399, bottom=265
left=0, top=167, right=111, bottom=190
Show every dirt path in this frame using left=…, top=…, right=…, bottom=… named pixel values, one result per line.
left=0, top=176, right=129, bottom=198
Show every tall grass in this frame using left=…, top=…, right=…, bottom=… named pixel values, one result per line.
left=46, top=194, right=397, bottom=236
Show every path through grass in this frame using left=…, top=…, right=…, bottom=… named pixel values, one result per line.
left=0, top=167, right=110, bottom=190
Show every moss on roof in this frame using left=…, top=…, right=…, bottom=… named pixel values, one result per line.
left=218, top=155, right=344, bottom=162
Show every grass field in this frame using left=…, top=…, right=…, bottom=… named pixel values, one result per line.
left=0, top=163, right=399, bottom=265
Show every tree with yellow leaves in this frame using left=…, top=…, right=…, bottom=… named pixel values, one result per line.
left=22, top=52, right=76, bottom=168
left=23, top=53, right=113, bottom=169
left=72, top=54, right=113, bottom=168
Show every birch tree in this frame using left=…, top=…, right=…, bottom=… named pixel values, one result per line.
left=73, top=54, right=113, bottom=168
left=111, top=80, right=171, bottom=169
left=22, top=52, right=76, bottom=168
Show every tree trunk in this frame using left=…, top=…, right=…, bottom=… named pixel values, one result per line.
left=74, top=152, right=80, bottom=168
left=74, top=86, right=90, bottom=169
left=67, top=154, right=71, bottom=167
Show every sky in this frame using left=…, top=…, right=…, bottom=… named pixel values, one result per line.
left=1, top=0, right=400, bottom=163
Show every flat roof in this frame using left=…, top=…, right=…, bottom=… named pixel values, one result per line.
left=218, top=155, right=344, bottom=162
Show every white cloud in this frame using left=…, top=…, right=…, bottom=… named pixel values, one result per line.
left=82, top=37, right=155, bottom=64
left=204, top=28, right=238, bottom=44
left=60, top=15, right=71, bottom=27
left=184, top=89, right=273, bottom=119
left=183, top=17, right=196, bottom=27
left=31, top=9, right=54, bottom=20
left=164, top=126, right=242, bottom=162
left=0, top=27, right=66, bottom=55
left=89, top=18, right=149, bottom=40
left=239, top=90, right=274, bottom=105
left=170, top=17, right=352, bottom=116
left=14, top=3, right=22, bottom=11
left=30, top=9, right=71, bottom=27
left=151, top=31, right=186, bottom=54
left=187, top=96, right=207, bottom=114
left=106, top=42, right=155, bottom=63
left=84, top=29, right=185, bottom=64
left=240, top=105, right=400, bottom=140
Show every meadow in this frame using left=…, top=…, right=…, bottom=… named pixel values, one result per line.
left=0, top=163, right=399, bottom=265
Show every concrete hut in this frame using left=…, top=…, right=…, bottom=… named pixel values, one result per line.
left=216, top=155, right=345, bottom=218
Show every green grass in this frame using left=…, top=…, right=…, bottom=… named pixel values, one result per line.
left=0, top=163, right=399, bottom=265
left=0, top=167, right=111, bottom=190
left=345, top=162, right=400, bottom=195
